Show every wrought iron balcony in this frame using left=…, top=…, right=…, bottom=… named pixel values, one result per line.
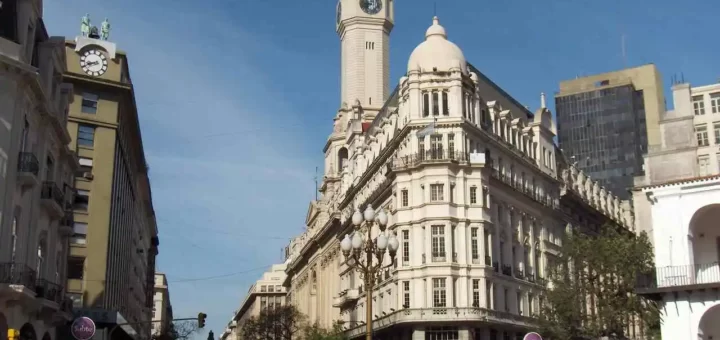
left=389, top=149, right=468, bottom=171
left=16, top=152, right=40, bottom=187
left=637, top=262, right=720, bottom=293
left=41, top=181, right=65, bottom=218
left=489, top=167, right=558, bottom=209
left=0, top=263, right=37, bottom=291
left=501, top=264, right=512, bottom=276
left=36, top=279, right=63, bottom=304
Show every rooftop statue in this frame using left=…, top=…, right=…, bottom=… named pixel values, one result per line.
left=101, top=18, right=111, bottom=40
left=81, top=14, right=91, bottom=36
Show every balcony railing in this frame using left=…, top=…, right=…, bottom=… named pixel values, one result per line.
left=0, top=263, right=37, bottom=291
left=41, top=182, right=64, bottom=207
left=501, top=264, right=512, bottom=276
left=36, top=279, right=64, bottom=304
left=389, top=150, right=468, bottom=171
left=489, top=168, right=558, bottom=209
left=637, top=262, right=720, bottom=290
left=17, top=152, right=40, bottom=175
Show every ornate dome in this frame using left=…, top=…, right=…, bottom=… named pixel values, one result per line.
left=407, top=16, right=467, bottom=74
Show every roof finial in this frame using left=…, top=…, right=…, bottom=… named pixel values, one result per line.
left=540, top=92, right=547, bottom=109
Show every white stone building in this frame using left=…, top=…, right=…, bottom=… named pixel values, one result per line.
left=151, top=273, right=173, bottom=337
left=634, top=80, right=720, bottom=340
left=220, top=264, right=288, bottom=340
left=283, top=2, right=635, bottom=339
left=0, top=1, right=78, bottom=340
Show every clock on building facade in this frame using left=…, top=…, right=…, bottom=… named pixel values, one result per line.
left=359, top=0, right=382, bottom=15
left=79, top=49, right=108, bottom=77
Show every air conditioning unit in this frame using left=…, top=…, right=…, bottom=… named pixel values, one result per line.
left=83, top=172, right=94, bottom=180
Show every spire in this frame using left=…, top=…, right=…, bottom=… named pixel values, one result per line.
left=540, top=92, right=547, bottom=109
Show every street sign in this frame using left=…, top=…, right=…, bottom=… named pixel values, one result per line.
left=71, top=317, right=96, bottom=340
left=523, top=332, right=542, bottom=340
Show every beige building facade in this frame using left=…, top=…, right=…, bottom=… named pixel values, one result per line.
left=284, top=3, right=635, bottom=339
left=220, top=264, right=288, bottom=340
left=151, top=273, right=173, bottom=337
left=0, top=0, right=78, bottom=339
left=60, top=31, right=159, bottom=340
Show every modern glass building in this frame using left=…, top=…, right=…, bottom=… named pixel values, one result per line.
left=555, top=64, right=664, bottom=199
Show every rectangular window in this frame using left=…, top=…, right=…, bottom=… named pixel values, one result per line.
left=402, top=230, right=410, bottom=266
left=472, top=279, right=480, bottom=307
left=448, top=134, right=455, bottom=154
left=694, top=95, right=706, bottom=115
left=431, top=225, right=446, bottom=261
left=503, top=287, right=509, bottom=312
left=78, top=157, right=93, bottom=174
left=528, top=293, right=534, bottom=316
left=403, top=281, right=410, bottom=308
left=77, top=124, right=95, bottom=147
left=430, top=134, right=443, bottom=159
left=71, top=222, right=88, bottom=245
left=430, top=184, right=444, bottom=201
left=442, top=91, right=449, bottom=115
left=268, top=285, right=274, bottom=292
left=260, top=296, right=267, bottom=309
left=432, top=278, right=446, bottom=307
left=711, top=93, right=720, bottom=114
left=471, top=227, right=479, bottom=261
left=696, top=125, right=709, bottom=146
left=470, top=186, right=477, bottom=204
left=517, top=291, right=523, bottom=315
left=698, top=156, right=710, bottom=176
left=74, top=189, right=90, bottom=211
left=486, top=281, right=493, bottom=309
left=432, top=91, right=439, bottom=116
left=423, top=92, right=429, bottom=117
left=260, top=285, right=267, bottom=292
left=418, top=137, right=425, bottom=158
left=81, top=93, right=99, bottom=114
left=714, top=123, right=720, bottom=145
left=67, top=257, right=85, bottom=279
left=401, top=189, right=409, bottom=207
left=462, top=92, right=468, bottom=118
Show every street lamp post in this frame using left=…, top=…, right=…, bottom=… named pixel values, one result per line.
left=340, top=205, right=400, bottom=340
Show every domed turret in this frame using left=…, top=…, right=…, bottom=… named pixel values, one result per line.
left=407, top=16, right=467, bottom=74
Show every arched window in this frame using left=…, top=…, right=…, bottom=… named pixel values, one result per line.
left=338, top=147, right=348, bottom=173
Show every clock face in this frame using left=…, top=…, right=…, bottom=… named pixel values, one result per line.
left=336, top=2, right=342, bottom=24
left=359, top=0, right=382, bottom=15
left=79, top=49, right=108, bottom=77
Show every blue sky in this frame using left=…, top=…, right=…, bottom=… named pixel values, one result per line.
left=43, top=0, right=718, bottom=338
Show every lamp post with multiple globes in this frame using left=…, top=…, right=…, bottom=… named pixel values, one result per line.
left=340, top=205, right=400, bottom=340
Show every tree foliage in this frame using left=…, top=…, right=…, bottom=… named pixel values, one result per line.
left=537, top=224, right=661, bottom=340
left=241, top=305, right=305, bottom=340
left=302, top=321, right=348, bottom=340
left=152, top=321, right=198, bottom=340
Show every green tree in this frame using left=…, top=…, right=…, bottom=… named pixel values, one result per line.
left=302, top=321, right=348, bottom=340
left=537, top=224, right=661, bottom=340
left=241, top=305, right=305, bottom=340
left=152, top=321, right=198, bottom=340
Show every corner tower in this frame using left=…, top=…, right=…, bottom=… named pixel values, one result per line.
left=336, top=0, right=394, bottom=120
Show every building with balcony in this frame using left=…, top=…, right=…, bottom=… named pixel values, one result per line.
left=633, top=80, right=720, bottom=340
left=220, top=264, right=287, bottom=340
left=58, top=29, right=159, bottom=340
left=554, top=64, right=666, bottom=199
left=151, top=273, right=172, bottom=337
left=283, top=3, right=636, bottom=339
left=0, top=1, right=78, bottom=339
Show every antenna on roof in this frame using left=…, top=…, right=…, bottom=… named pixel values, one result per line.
left=314, top=166, right=318, bottom=201
left=433, top=2, right=437, bottom=16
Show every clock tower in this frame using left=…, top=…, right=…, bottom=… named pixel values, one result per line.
left=336, top=0, right=394, bottom=120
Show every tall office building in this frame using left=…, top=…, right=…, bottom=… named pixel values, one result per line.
left=554, top=64, right=665, bottom=199
left=0, top=0, right=77, bottom=338
left=60, top=27, right=159, bottom=340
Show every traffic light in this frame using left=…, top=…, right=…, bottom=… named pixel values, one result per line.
left=198, top=312, right=207, bottom=328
